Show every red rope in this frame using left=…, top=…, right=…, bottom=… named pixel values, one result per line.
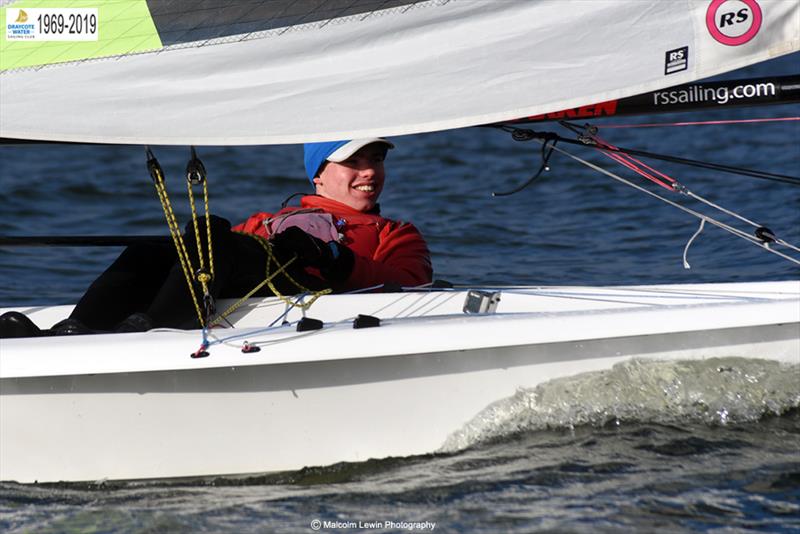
left=604, top=152, right=677, bottom=191
left=592, top=136, right=678, bottom=191
left=600, top=117, right=800, bottom=129
left=564, top=115, right=797, bottom=191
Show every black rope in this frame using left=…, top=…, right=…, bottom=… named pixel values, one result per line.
left=492, top=129, right=559, bottom=196
left=589, top=142, right=800, bottom=186
left=280, top=192, right=307, bottom=209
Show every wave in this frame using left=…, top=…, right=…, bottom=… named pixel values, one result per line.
left=441, top=356, right=800, bottom=452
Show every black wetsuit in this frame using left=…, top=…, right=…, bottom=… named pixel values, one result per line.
left=70, top=216, right=325, bottom=330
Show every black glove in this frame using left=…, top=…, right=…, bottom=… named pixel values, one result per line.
left=270, top=226, right=354, bottom=283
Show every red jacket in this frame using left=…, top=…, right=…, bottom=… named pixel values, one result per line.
left=233, top=196, right=432, bottom=291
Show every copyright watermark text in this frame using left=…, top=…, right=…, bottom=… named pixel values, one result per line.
left=310, top=519, right=436, bottom=531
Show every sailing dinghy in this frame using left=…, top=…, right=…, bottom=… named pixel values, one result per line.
left=1, top=0, right=799, bottom=483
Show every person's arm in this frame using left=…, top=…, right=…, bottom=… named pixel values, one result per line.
left=346, top=222, right=432, bottom=289
left=270, top=222, right=432, bottom=291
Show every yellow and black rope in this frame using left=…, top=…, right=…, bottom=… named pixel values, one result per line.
left=147, top=147, right=331, bottom=330
left=147, top=147, right=207, bottom=326
left=209, top=233, right=332, bottom=326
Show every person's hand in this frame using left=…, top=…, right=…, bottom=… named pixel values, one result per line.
left=270, top=226, right=328, bottom=266
left=270, top=226, right=354, bottom=282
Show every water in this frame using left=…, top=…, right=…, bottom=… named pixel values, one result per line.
left=1, top=55, right=799, bottom=532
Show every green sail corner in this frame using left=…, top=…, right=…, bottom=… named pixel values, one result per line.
left=1, top=0, right=163, bottom=71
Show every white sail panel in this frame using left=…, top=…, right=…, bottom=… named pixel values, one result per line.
left=0, top=0, right=797, bottom=144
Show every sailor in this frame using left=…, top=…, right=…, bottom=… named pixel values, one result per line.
left=235, top=138, right=432, bottom=290
left=0, top=138, right=432, bottom=337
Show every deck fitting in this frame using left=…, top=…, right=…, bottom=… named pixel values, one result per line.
left=353, top=314, right=381, bottom=329
left=296, top=317, right=323, bottom=332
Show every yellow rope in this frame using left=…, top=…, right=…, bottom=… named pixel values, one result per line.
left=203, top=183, right=215, bottom=280
left=188, top=184, right=205, bottom=278
left=257, top=235, right=332, bottom=309
left=186, top=178, right=214, bottom=294
left=150, top=161, right=206, bottom=326
left=148, top=148, right=328, bottom=330
left=209, top=233, right=332, bottom=326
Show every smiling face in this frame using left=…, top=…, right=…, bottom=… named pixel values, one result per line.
left=313, top=143, right=387, bottom=212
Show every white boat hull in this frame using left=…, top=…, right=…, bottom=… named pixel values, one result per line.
left=1, top=281, right=798, bottom=483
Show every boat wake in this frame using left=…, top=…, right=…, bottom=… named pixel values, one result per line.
left=441, top=356, right=800, bottom=452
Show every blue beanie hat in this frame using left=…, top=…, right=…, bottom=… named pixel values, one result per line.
left=303, top=138, right=394, bottom=185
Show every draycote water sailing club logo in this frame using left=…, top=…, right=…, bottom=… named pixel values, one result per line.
left=5, top=7, right=98, bottom=41
left=706, top=0, right=762, bottom=46
left=6, top=9, right=34, bottom=39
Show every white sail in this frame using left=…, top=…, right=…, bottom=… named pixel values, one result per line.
left=1, top=0, right=798, bottom=144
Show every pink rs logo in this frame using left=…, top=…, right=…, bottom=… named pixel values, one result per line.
left=706, top=0, right=763, bottom=46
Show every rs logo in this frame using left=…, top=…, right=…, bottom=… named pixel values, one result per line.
left=669, top=50, right=685, bottom=62
left=718, top=8, right=749, bottom=28
left=706, top=0, right=762, bottom=46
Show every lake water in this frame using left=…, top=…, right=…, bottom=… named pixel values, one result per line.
left=0, top=55, right=798, bottom=533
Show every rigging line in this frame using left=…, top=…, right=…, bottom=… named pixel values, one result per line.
left=685, top=189, right=800, bottom=254
left=495, top=124, right=800, bottom=259
left=206, top=294, right=317, bottom=347
left=582, top=139, right=800, bottom=185
left=597, top=130, right=799, bottom=254
left=598, top=117, right=800, bottom=129
left=683, top=219, right=705, bottom=269
left=584, top=157, right=789, bottom=253
left=501, top=124, right=800, bottom=186
left=492, top=137, right=557, bottom=196
left=585, top=129, right=800, bottom=254
left=588, top=132, right=679, bottom=188
left=541, top=124, right=800, bottom=185
left=683, top=177, right=796, bottom=254
left=540, top=141, right=800, bottom=266
left=684, top=190, right=762, bottom=228
left=599, top=146, right=677, bottom=191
